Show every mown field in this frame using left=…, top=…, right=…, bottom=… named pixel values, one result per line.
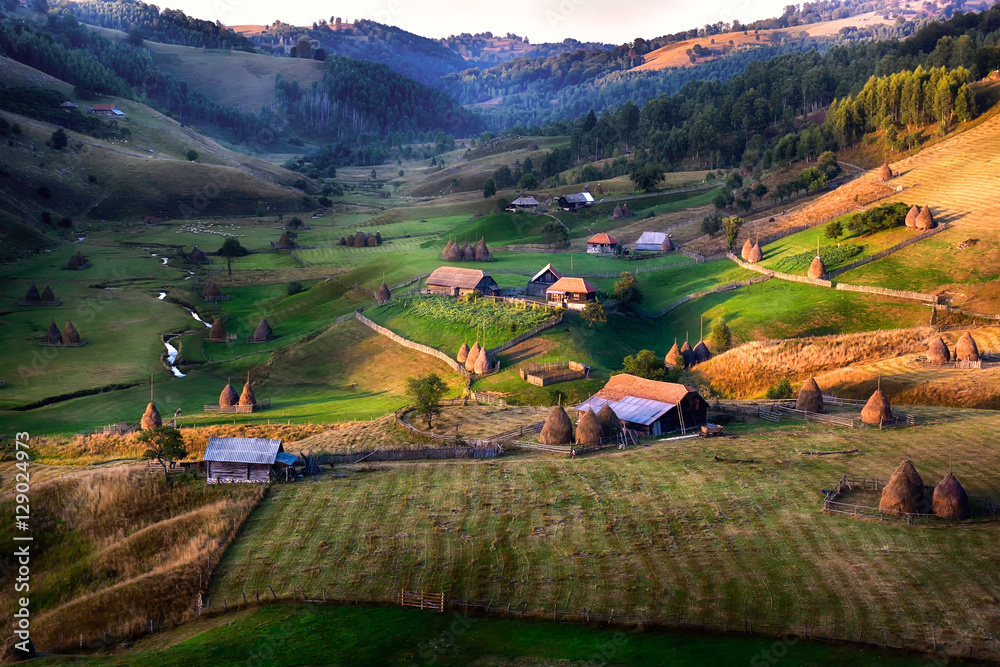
left=208, top=408, right=1000, bottom=661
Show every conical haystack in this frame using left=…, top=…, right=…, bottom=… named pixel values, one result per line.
left=879, top=458, right=923, bottom=515
left=252, top=318, right=273, bottom=342
left=219, top=382, right=239, bottom=407
left=932, top=473, right=970, bottom=519
left=612, top=204, right=624, bottom=219
left=860, top=388, right=893, bottom=425
left=66, top=252, right=83, bottom=269
left=461, top=243, right=474, bottom=261
left=740, top=239, right=753, bottom=260
left=596, top=404, right=622, bottom=436
left=209, top=318, right=226, bottom=341
left=376, top=281, right=391, bottom=304
left=904, top=205, right=920, bottom=228
left=680, top=340, right=695, bottom=368
left=24, top=283, right=40, bottom=302
left=661, top=235, right=673, bottom=252
left=665, top=340, right=682, bottom=367
left=747, top=242, right=763, bottom=264
left=693, top=340, right=711, bottom=363
left=189, top=246, right=208, bottom=264
left=61, top=320, right=80, bottom=345
left=926, top=336, right=950, bottom=364
left=594, top=183, right=604, bottom=195
left=44, top=321, right=61, bottom=344
left=276, top=232, right=294, bottom=249
left=473, top=348, right=492, bottom=375
left=141, top=402, right=162, bottom=430
left=238, top=380, right=256, bottom=407
left=456, top=342, right=470, bottom=364
left=575, top=409, right=603, bottom=446
left=203, top=282, right=223, bottom=299
left=915, top=205, right=935, bottom=230
left=444, top=240, right=463, bottom=262
left=879, top=161, right=893, bottom=181
left=474, top=238, right=490, bottom=261
left=795, top=377, right=824, bottom=413
left=40, top=286, right=56, bottom=302
left=807, top=255, right=826, bottom=279
left=464, top=341, right=481, bottom=372
left=540, top=405, right=573, bottom=445
left=955, top=332, right=979, bottom=361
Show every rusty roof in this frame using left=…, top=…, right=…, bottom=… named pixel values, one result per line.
left=426, top=266, right=491, bottom=289
left=594, top=374, right=695, bottom=405
left=587, top=233, right=618, bottom=245
left=546, top=277, right=597, bottom=294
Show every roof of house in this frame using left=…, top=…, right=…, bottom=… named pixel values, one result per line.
left=511, top=196, right=539, bottom=206
left=426, top=266, right=492, bottom=289
left=575, top=395, right=674, bottom=426
left=546, top=277, right=597, bottom=294
left=587, top=233, right=618, bottom=245
left=59, top=101, right=78, bottom=108
left=530, top=263, right=562, bottom=283
left=636, top=231, right=668, bottom=246
left=92, top=104, right=118, bottom=111
left=562, top=193, right=595, bottom=204
left=593, top=374, right=696, bottom=405
left=203, top=437, right=283, bottom=465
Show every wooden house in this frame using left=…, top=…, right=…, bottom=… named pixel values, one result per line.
left=586, top=233, right=618, bottom=255
left=575, top=374, right=706, bottom=436
left=91, top=104, right=126, bottom=118
left=426, top=267, right=499, bottom=297
left=59, top=101, right=79, bottom=110
left=508, top=195, right=539, bottom=211
left=558, top=192, right=595, bottom=211
left=635, top=231, right=669, bottom=252
left=526, top=263, right=562, bottom=296
left=545, top=277, right=597, bottom=310
left=202, top=436, right=297, bottom=483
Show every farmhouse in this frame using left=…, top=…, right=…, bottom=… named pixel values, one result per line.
left=575, top=374, right=707, bottom=436
left=586, top=233, right=618, bottom=255
left=635, top=231, right=671, bottom=252
left=202, top=436, right=297, bottom=483
left=558, top=192, right=594, bottom=211
left=545, top=277, right=597, bottom=310
left=59, top=101, right=78, bottom=110
left=426, top=266, right=499, bottom=297
left=91, top=104, right=126, bottom=118
left=508, top=195, right=540, bottom=211
left=526, top=263, right=562, bottom=296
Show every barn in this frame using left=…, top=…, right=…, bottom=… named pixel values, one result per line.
left=426, top=267, right=499, bottom=297
left=508, top=195, right=540, bottom=211
left=575, top=374, right=707, bottom=436
left=526, top=263, right=562, bottom=296
left=546, top=277, right=597, bottom=310
left=635, top=232, right=669, bottom=252
left=558, top=192, right=595, bottom=211
left=202, top=437, right=297, bottom=483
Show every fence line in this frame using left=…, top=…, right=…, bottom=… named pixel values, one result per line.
left=487, top=313, right=564, bottom=357
left=833, top=282, right=937, bottom=303
left=825, top=224, right=949, bottom=279
left=354, top=311, right=464, bottom=373
left=639, top=274, right=772, bottom=319
left=727, top=253, right=832, bottom=287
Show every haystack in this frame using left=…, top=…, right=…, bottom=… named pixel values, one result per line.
left=456, top=342, right=470, bottom=364
left=807, top=255, right=826, bottom=280
left=955, top=332, right=979, bottom=361
left=594, top=183, right=604, bottom=195
left=879, top=160, right=893, bottom=181
left=926, top=336, right=950, bottom=363
left=473, top=348, right=492, bottom=374
left=140, top=402, right=162, bottom=430
left=24, top=283, right=40, bottom=302
left=457, top=243, right=471, bottom=261
left=904, top=205, right=920, bottom=229
left=747, top=242, right=763, bottom=264
left=252, top=318, right=273, bottom=342
left=189, top=246, right=208, bottom=264
left=444, top=240, right=463, bottom=262
left=219, top=381, right=239, bottom=407
left=376, top=281, right=391, bottom=304
left=596, top=404, right=622, bottom=436
left=203, top=282, right=223, bottom=299
left=622, top=204, right=631, bottom=217
left=860, top=388, right=893, bottom=426
left=40, top=286, right=56, bottom=302
left=474, top=238, right=490, bottom=261
left=660, top=235, right=673, bottom=252
left=795, top=377, right=824, bottom=413
left=540, top=405, right=573, bottom=445
left=740, top=239, right=753, bottom=260
left=67, top=251, right=87, bottom=269
left=879, top=458, right=923, bottom=515
left=464, top=341, right=481, bottom=372
left=238, top=380, right=256, bottom=407
left=680, top=340, right=695, bottom=368
left=44, top=321, right=61, bottom=344
left=61, top=320, right=81, bottom=345
left=915, top=206, right=935, bottom=230
left=932, top=473, right=970, bottom=519
left=276, top=232, right=294, bottom=249
left=693, top=340, right=711, bottom=363
left=209, top=318, right=227, bottom=341
left=665, top=341, right=681, bottom=367
left=612, top=204, right=624, bottom=219
left=355, top=231, right=368, bottom=246
left=575, top=409, right=603, bottom=446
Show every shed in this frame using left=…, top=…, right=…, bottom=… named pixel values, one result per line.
left=202, top=436, right=290, bottom=483
left=586, top=233, right=618, bottom=255
left=527, top=263, right=562, bottom=296
left=92, top=104, right=126, bottom=118
left=558, top=192, right=594, bottom=210
left=508, top=196, right=540, bottom=210
left=546, top=277, right=597, bottom=310
left=425, top=267, right=498, bottom=297
left=635, top=232, right=669, bottom=252
left=575, top=374, right=706, bottom=436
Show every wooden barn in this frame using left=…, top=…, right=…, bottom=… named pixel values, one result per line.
left=635, top=231, right=669, bottom=252
left=586, top=233, right=618, bottom=255
left=575, top=374, right=707, bottom=436
left=508, top=195, right=540, bottom=211
left=526, top=263, right=562, bottom=296
left=545, top=277, right=597, bottom=310
left=202, top=437, right=297, bottom=483
left=426, top=267, right=499, bottom=297
left=558, top=192, right=595, bottom=211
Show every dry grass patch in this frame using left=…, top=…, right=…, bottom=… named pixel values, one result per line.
left=401, top=404, right=551, bottom=439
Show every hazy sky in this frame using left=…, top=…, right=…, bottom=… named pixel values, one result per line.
left=168, top=0, right=795, bottom=44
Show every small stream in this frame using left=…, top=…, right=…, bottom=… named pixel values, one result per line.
left=160, top=301, right=211, bottom=378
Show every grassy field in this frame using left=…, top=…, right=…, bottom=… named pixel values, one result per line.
left=758, top=218, right=917, bottom=273
left=207, top=408, right=1000, bottom=661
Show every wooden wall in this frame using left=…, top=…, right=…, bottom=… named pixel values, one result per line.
left=206, top=461, right=270, bottom=483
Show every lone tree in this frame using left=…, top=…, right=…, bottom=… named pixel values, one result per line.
left=630, top=163, right=665, bottom=193
left=580, top=300, right=607, bottom=328
left=186, top=149, right=199, bottom=162
left=722, top=216, right=744, bottom=249
left=405, top=373, right=449, bottom=428
left=136, top=426, right=186, bottom=479
left=483, top=177, right=497, bottom=199
left=50, top=128, right=68, bottom=150
left=217, top=237, right=249, bottom=276
left=709, top=318, right=732, bottom=352
left=613, top=272, right=643, bottom=309
left=541, top=220, right=569, bottom=248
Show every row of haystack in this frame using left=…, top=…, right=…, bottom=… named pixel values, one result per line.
left=904, top=205, right=936, bottom=230
left=879, top=458, right=970, bottom=519
left=22, top=283, right=58, bottom=304
left=203, top=281, right=226, bottom=300
left=740, top=239, right=763, bottom=264
left=665, top=338, right=711, bottom=368
left=927, top=332, right=979, bottom=363
left=539, top=404, right=622, bottom=447
left=218, top=377, right=258, bottom=408
left=457, top=340, right=494, bottom=374
left=66, top=251, right=89, bottom=270
left=338, top=230, right=383, bottom=247
left=43, top=320, right=82, bottom=345
left=795, top=376, right=892, bottom=425
left=443, top=238, right=490, bottom=262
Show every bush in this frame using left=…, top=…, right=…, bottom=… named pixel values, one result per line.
left=765, top=378, right=793, bottom=399
left=846, top=202, right=909, bottom=237
left=286, top=281, right=303, bottom=296
left=701, top=213, right=722, bottom=236
left=41, top=211, right=52, bottom=225
left=293, top=179, right=308, bottom=191
left=824, top=219, right=843, bottom=239
left=58, top=217, right=72, bottom=228
left=50, top=128, right=68, bottom=150
left=186, top=149, right=199, bottom=161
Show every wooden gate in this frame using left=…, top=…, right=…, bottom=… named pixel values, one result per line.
left=400, top=589, right=445, bottom=612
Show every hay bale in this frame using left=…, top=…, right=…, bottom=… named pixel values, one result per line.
left=660, top=235, right=673, bottom=252
left=955, top=332, right=980, bottom=361
left=594, top=183, right=603, bottom=195
left=355, top=231, right=368, bottom=246
left=540, top=405, right=573, bottom=445
left=345, top=234, right=355, bottom=247
left=747, top=242, right=763, bottom=264
left=904, top=205, right=920, bottom=229
left=795, top=377, right=824, bottom=413
left=665, top=341, right=681, bottom=367
left=238, top=381, right=256, bottom=407
left=67, top=252, right=86, bottom=269
left=473, top=348, right=492, bottom=374
left=203, top=282, right=223, bottom=299
left=209, top=318, right=227, bottom=341
left=932, top=473, right=970, bottom=519
left=879, top=161, right=893, bottom=181
left=252, top=318, right=273, bottom=342
left=443, top=240, right=463, bottom=262
left=219, top=382, right=239, bottom=407
left=740, top=239, right=753, bottom=260
left=474, top=238, right=490, bottom=261
left=596, top=404, right=622, bottom=436
left=807, top=255, right=826, bottom=279
left=879, top=458, right=924, bottom=515
left=461, top=243, right=475, bottom=261
left=680, top=341, right=695, bottom=368
left=376, top=281, right=391, bottom=304
left=24, top=283, right=40, bottom=302
left=61, top=320, right=81, bottom=345
left=612, top=204, right=624, bottom=219
left=456, top=342, right=470, bottom=364
left=189, top=246, right=208, bottom=264
left=44, top=321, right=61, bottom=344
left=40, top=286, right=56, bottom=302
left=926, top=336, right=950, bottom=363
left=575, top=409, right=603, bottom=446
left=915, top=205, right=935, bottom=230
left=860, top=388, right=893, bottom=426
left=140, top=402, right=162, bottom=430
left=693, top=340, right=711, bottom=363
left=465, top=341, right=481, bottom=372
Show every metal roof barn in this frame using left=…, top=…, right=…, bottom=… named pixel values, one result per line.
left=203, top=437, right=283, bottom=465
left=575, top=395, right=675, bottom=426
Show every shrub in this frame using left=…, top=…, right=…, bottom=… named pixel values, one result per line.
left=286, top=281, right=303, bottom=296
left=765, top=377, right=793, bottom=399
left=88, top=174, right=97, bottom=183
left=824, top=219, right=843, bottom=239
left=846, top=202, right=909, bottom=236
left=701, top=213, right=722, bottom=236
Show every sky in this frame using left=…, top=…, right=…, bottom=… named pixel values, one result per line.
left=165, top=0, right=796, bottom=45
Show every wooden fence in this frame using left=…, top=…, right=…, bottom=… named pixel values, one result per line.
left=203, top=399, right=271, bottom=414
left=727, top=253, right=832, bottom=287
left=833, top=282, right=937, bottom=303
left=318, top=445, right=501, bottom=465
left=825, top=224, right=949, bottom=279
left=354, top=311, right=464, bottom=373
left=518, top=361, right=590, bottom=386
left=640, top=274, right=772, bottom=319
left=823, top=475, right=998, bottom=524
left=676, top=249, right=730, bottom=263
left=399, top=590, right=445, bottom=612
